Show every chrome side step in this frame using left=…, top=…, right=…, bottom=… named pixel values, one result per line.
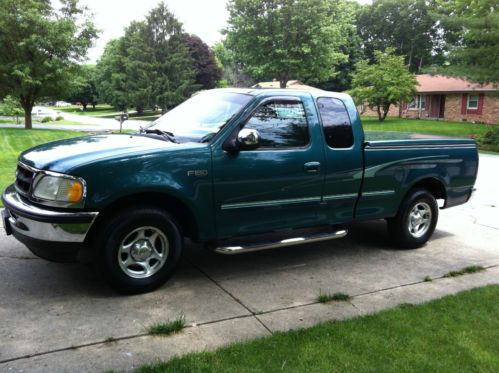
left=214, top=229, right=348, bottom=255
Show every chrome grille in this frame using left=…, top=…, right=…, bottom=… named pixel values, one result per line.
left=15, top=164, right=35, bottom=196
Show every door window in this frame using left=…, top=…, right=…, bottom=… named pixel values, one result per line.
left=317, top=97, right=354, bottom=148
left=243, top=100, right=309, bottom=149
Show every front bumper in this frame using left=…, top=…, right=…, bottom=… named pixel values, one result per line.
left=1, top=184, right=98, bottom=243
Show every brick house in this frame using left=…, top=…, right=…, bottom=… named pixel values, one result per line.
left=362, top=74, right=499, bottom=124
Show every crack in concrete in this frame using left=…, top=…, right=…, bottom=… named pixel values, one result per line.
left=2, top=263, right=498, bottom=366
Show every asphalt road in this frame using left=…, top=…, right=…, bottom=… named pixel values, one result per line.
left=0, top=154, right=498, bottom=372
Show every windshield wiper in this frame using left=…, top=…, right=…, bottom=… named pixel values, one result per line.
left=144, top=129, right=178, bottom=143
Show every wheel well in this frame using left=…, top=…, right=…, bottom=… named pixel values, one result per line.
left=88, top=192, right=199, bottom=242
left=410, top=178, right=447, bottom=202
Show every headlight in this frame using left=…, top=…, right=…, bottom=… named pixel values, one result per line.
left=33, top=175, right=84, bottom=203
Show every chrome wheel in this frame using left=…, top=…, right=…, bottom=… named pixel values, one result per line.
left=118, top=226, right=169, bottom=279
left=408, top=202, right=432, bottom=238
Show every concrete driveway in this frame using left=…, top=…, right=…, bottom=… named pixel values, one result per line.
left=1, top=154, right=498, bottom=372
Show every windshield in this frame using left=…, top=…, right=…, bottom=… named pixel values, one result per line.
left=147, top=91, right=253, bottom=143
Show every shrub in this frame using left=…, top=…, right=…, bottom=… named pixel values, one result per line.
left=478, top=127, right=499, bottom=152
left=41, top=116, right=52, bottom=123
left=55, top=115, right=64, bottom=121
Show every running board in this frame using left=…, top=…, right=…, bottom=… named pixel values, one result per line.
left=214, top=228, right=348, bottom=255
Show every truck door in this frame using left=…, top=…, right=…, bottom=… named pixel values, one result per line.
left=212, top=94, right=325, bottom=239
left=315, top=97, right=363, bottom=224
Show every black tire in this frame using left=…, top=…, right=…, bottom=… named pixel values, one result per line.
left=387, top=189, right=438, bottom=249
left=95, top=207, right=183, bottom=294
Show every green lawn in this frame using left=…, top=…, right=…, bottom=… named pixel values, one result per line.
left=0, top=128, right=85, bottom=207
left=362, top=116, right=493, bottom=138
left=136, top=285, right=499, bottom=373
left=50, top=104, right=118, bottom=116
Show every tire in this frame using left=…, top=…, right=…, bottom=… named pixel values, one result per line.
left=95, top=207, right=183, bottom=294
left=387, top=189, right=438, bottom=249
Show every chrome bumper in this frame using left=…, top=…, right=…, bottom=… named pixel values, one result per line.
left=1, top=184, right=98, bottom=243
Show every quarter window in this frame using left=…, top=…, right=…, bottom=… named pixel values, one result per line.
left=467, top=95, right=479, bottom=109
left=243, top=100, right=309, bottom=149
left=317, top=97, right=354, bottom=149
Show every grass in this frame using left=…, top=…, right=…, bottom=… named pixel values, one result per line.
left=134, top=285, right=499, bottom=372
left=362, top=116, right=493, bottom=137
left=0, top=128, right=85, bottom=207
left=147, top=315, right=186, bottom=336
left=49, top=104, right=118, bottom=116
left=318, top=291, right=351, bottom=303
left=443, top=265, right=485, bottom=278
left=424, top=275, right=432, bottom=282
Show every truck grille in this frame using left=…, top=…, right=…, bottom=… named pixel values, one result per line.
left=15, top=164, right=36, bottom=196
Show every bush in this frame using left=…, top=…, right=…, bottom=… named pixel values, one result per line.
left=41, top=116, right=52, bottom=123
left=55, top=115, right=64, bottom=121
left=478, top=126, right=499, bottom=152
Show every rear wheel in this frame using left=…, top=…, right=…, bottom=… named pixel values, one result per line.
left=96, top=207, right=183, bottom=294
left=387, top=189, right=438, bottom=249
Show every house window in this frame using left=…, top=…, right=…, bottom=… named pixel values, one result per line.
left=408, top=94, right=426, bottom=110
left=467, top=95, right=479, bottom=109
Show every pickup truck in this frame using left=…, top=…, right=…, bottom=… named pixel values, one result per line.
left=1, top=89, right=478, bottom=293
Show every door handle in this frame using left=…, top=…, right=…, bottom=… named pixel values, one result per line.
left=304, top=161, right=321, bottom=173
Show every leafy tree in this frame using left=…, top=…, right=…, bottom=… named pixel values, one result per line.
left=0, top=95, right=24, bottom=124
left=67, top=65, right=99, bottom=110
left=349, top=50, right=417, bottom=122
left=96, top=2, right=195, bottom=112
left=356, top=0, right=445, bottom=72
left=434, top=0, right=499, bottom=83
left=181, top=34, right=222, bottom=90
left=225, top=0, right=351, bottom=88
left=212, top=41, right=254, bottom=87
left=0, top=0, right=97, bottom=128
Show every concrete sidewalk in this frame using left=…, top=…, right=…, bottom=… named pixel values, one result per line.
left=0, top=155, right=498, bottom=372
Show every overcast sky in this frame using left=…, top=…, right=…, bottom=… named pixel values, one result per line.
left=76, top=0, right=372, bottom=63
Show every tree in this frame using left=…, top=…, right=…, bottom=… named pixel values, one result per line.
left=96, top=2, right=195, bottom=112
left=225, top=0, right=351, bottom=88
left=67, top=65, right=99, bottom=110
left=349, top=50, right=417, bottom=122
left=0, top=0, right=97, bottom=128
left=212, top=41, right=254, bottom=87
left=181, top=34, right=222, bottom=90
left=0, top=95, right=23, bottom=124
left=435, top=0, right=499, bottom=83
left=356, top=0, right=445, bottom=72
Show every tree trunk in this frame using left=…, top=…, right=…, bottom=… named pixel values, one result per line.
left=280, top=75, right=288, bottom=89
left=82, top=102, right=88, bottom=110
left=20, top=98, right=34, bottom=129
left=136, top=107, right=144, bottom=115
left=376, top=106, right=383, bottom=122
left=92, top=102, right=96, bottom=110
left=382, top=105, right=390, bottom=122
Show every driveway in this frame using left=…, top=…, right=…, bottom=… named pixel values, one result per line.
left=1, top=154, right=498, bottom=372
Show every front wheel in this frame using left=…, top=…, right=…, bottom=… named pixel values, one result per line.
left=387, top=189, right=438, bottom=249
left=95, top=207, right=183, bottom=294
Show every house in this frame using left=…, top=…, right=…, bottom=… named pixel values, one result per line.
left=362, top=74, right=499, bottom=124
left=253, top=80, right=323, bottom=92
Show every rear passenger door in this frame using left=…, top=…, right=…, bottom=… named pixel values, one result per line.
left=316, top=97, right=363, bottom=224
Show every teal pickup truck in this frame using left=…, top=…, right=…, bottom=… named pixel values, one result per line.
left=2, top=89, right=478, bottom=293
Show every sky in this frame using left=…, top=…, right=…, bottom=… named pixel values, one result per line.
left=75, top=0, right=372, bottom=63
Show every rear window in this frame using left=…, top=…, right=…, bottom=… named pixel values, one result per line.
left=317, top=97, right=354, bottom=148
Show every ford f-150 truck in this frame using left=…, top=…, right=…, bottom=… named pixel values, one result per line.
left=1, top=89, right=478, bottom=293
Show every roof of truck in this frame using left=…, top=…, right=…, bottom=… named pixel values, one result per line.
left=215, top=87, right=350, bottom=100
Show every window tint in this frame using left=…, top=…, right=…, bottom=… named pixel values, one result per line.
left=244, top=100, right=309, bottom=148
left=317, top=97, right=354, bottom=148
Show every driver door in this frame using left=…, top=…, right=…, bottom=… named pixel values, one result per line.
left=211, top=95, right=325, bottom=239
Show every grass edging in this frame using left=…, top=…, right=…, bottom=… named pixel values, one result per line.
left=443, top=265, right=485, bottom=278
left=318, top=291, right=351, bottom=303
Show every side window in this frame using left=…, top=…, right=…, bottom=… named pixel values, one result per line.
left=317, top=97, right=354, bottom=149
left=244, top=100, right=309, bottom=149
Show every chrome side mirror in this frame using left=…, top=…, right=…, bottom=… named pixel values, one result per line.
left=236, top=128, right=261, bottom=150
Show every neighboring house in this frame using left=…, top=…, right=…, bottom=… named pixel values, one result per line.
left=253, top=80, right=323, bottom=92
left=362, top=74, right=499, bottom=124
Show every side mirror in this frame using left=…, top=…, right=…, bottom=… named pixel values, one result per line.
left=236, top=128, right=261, bottom=150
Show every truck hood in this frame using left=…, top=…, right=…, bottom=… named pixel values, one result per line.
left=19, top=133, right=187, bottom=172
